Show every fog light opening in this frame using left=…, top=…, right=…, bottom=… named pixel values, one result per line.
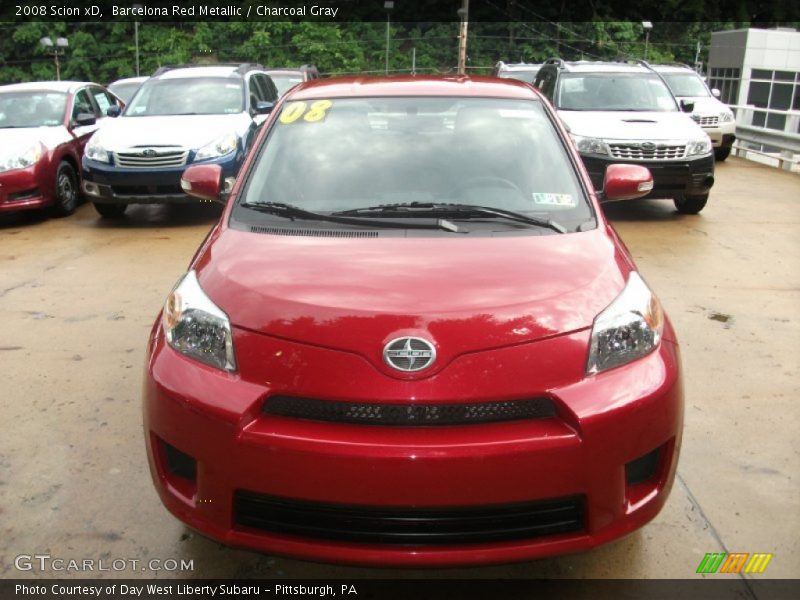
left=164, top=442, right=197, bottom=481
left=626, top=446, right=662, bottom=486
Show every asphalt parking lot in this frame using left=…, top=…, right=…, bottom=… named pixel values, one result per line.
left=1, top=157, right=798, bottom=581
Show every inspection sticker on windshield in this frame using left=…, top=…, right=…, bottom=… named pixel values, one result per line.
left=532, top=192, right=576, bottom=207
left=498, top=109, right=538, bottom=119
left=279, top=100, right=333, bottom=124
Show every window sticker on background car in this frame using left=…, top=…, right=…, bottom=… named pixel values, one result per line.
left=279, top=100, right=333, bottom=124
left=498, top=109, right=538, bottom=119
left=532, top=192, right=577, bottom=207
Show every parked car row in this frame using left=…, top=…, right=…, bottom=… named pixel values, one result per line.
left=0, top=63, right=317, bottom=220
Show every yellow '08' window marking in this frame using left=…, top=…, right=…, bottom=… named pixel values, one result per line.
left=279, top=100, right=333, bottom=124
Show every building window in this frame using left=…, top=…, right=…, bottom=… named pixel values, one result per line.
left=709, top=68, right=741, bottom=104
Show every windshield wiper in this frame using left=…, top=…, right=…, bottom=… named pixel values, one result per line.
left=240, top=202, right=462, bottom=232
left=333, top=202, right=567, bottom=234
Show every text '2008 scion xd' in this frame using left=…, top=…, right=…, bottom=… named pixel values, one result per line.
left=143, top=76, right=683, bottom=567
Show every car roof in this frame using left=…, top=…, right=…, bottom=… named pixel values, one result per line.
left=110, top=76, right=149, bottom=85
left=557, top=62, right=653, bottom=74
left=289, top=76, right=542, bottom=101
left=157, top=66, right=243, bottom=79
left=0, top=81, right=96, bottom=94
left=650, top=64, right=697, bottom=73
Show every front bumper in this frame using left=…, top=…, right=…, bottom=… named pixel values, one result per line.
left=143, top=324, right=683, bottom=567
left=696, top=119, right=736, bottom=148
left=581, top=153, right=714, bottom=200
left=82, top=152, right=241, bottom=204
left=0, top=162, right=51, bottom=213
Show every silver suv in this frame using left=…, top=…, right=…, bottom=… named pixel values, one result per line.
left=651, top=64, right=736, bottom=161
left=535, top=59, right=715, bottom=214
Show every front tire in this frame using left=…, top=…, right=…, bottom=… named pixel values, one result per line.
left=50, top=162, right=78, bottom=217
left=714, top=147, right=731, bottom=161
left=93, top=202, right=128, bottom=218
left=674, top=194, right=708, bottom=215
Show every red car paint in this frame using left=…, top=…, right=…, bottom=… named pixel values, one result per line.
left=0, top=81, right=122, bottom=214
left=144, top=76, right=683, bottom=566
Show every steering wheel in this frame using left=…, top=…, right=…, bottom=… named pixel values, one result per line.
left=448, top=176, right=525, bottom=198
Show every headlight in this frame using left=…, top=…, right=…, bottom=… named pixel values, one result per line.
left=687, top=137, right=712, bottom=156
left=0, top=142, right=43, bottom=173
left=720, top=111, right=734, bottom=123
left=570, top=134, right=608, bottom=156
left=587, top=272, right=664, bottom=375
left=195, top=133, right=237, bottom=161
left=85, top=138, right=111, bottom=163
left=162, top=270, right=236, bottom=372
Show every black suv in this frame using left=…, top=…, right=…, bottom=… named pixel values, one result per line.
left=534, top=58, right=715, bottom=214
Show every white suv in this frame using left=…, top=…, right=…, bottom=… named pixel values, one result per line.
left=534, top=59, right=715, bottom=214
left=652, top=64, right=736, bottom=161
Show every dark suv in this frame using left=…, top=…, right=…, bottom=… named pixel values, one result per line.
left=534, top=58, right=715, bottom=214
left=82, top=63, right=278, bottom=218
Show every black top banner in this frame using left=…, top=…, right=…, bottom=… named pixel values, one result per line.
left=2, top=0, right=798, bottom=23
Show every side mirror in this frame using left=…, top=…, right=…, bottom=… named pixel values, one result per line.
left=680, top=99, right=695, bottom=113
left=711, top=88, right=721, bottom=99
left=601, top=164, right=653, bottom=203
left=106, top=105, right=121, bottom=117
left=180, top=164, right=225, bottom=204
left=74, top=112, right=96, bottom=126
left=254, top=101, right=274, bottom=115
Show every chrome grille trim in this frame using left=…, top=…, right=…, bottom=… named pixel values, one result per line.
left=114, top=147, right=189, bottom=168
left=694, top=115, right=720, bottom=127
left=608, top=143, right=687, bottom=160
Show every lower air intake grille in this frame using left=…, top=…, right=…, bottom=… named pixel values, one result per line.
left=263, top=396, right=556, bottom=426
left=234, top=491, right=585, bottom=545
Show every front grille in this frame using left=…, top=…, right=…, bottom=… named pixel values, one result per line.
left=250, top=226, right=379, bottom=238
left=263, top=395, right=556, bottom=426
left=608, top=143, right=686, bottom=160
left=694, top=116, right=719, bottom=127
left=114, top=148, right=188, bottom=168
left=234, top=491, right=585, bottom=545
left=112, top=184, right=183, bottom=195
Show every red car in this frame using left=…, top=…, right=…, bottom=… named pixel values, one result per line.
left=144, top=76, right=683, bottom=567
left=0, top=81, right=122, bottom=216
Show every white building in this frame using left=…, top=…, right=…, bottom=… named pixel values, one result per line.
left=708, top=28, right=799, bottom=130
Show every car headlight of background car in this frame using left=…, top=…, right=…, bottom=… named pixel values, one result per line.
left=0, top=142, right=43, bottom=172
left=570, top=134, right=608, bottom=156
left=162, top=270, right=236, bottom=372
left=720, top=111, right=734, bottom=123
left=587, top=272, right=665, bottom=374
left=687, top=137, right=712, bottom=156
left=85, top=138, right=111, bottom=163
left=195, top=133, right=238, bottom=161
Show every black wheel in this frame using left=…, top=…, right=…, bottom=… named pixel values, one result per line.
left=50, top=161, right=78, bottom=217
left=93, top=202, right=128, bottom=218
left=674, top=194, right=708, bottom=215
left=714, top=147, right=731, bottom=161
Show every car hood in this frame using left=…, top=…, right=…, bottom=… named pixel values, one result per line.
left=195, top=227, right=631, bottom=373
left=92, top=114, right=248, bottom=151
left=558, top=110, right=704, bottom=140
left=0, top=126, right=70, bottom=150
left=677, top=96, right=729, bottom=116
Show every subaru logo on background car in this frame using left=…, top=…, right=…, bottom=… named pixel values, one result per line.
left=383, top=337, right=436, bottom=372
left=641, top=142, right=657, bottom=151
left=141, top=148, right=157, bottom=157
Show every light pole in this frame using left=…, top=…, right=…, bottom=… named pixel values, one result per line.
left=40, top=36, right=68, bottom=81
left=642, top=21, right=653, bottom=61
left=457, top=0, right=469, bottom=75
left=133, top=3, right=143, bottom=76
left=384, top=1, right=394, bottom=76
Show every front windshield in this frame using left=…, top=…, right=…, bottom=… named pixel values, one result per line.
left=268, top=73, right=304, bottom=96
left=0, top=92, right=67, bottom=128
left=498, top=70, right=539, bottom=84
left=659, top=72, right=709, bottom=97
left=558, top=73, right=678, bottom=112
left=124, top=77, right=243, bottom=116
left=239, top=97, right=592, bottom=231
left=108, top=81, right=143, bottom=104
